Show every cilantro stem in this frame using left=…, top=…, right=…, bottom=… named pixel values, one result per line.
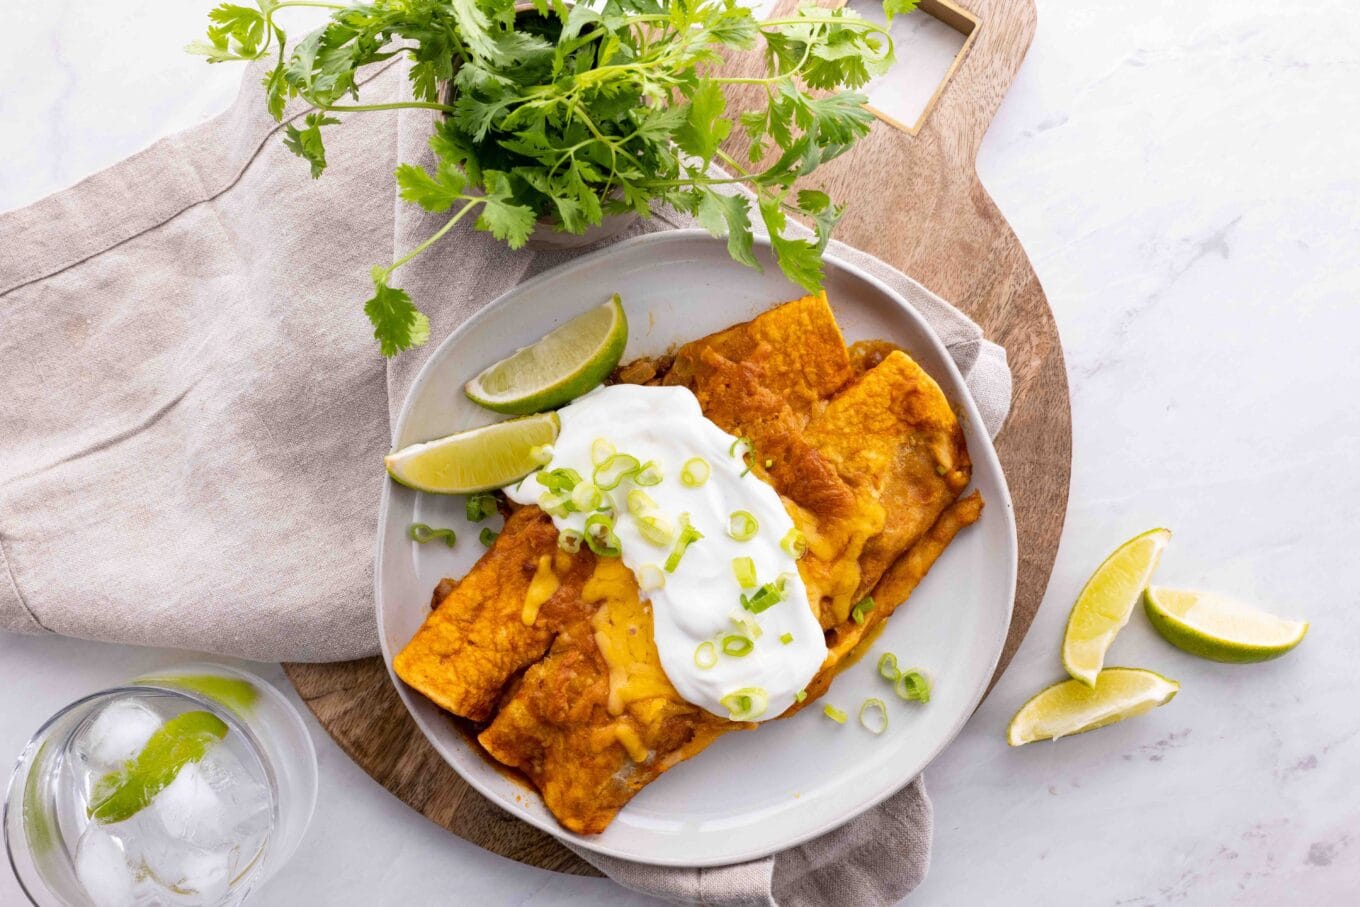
left=383, top=198, right=482, bottom=278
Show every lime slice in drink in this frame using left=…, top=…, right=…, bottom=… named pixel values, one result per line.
left=1006, top=668, right=1179, bottom=746
left=465, top=294, right=628, bottom=414
left=1143, top=586, right=1307, bottom=663
left=88, top=710, right=228, bottom=824
left=384, top=412, right=559, bottom=494
left=1062, top=528, right=1171, bottom=686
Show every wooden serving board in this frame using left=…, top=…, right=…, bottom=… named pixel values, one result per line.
left=285, top=0, right=1068, bottom=877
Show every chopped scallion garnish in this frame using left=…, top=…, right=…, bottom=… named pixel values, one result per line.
left=732, top=557, right=757, bottom=589
left=693, top=640, right=717, bottom=669
left=591, top=438, right=616, bottom=466
left=823, top=704, right=847, bottom=724
left=465, top=493, right=497, bottom=523
left=664, top=518, right=703, bottom=572
left=637, top=563, right=666, bottom=593
left=537, top=467, right=582, bottom=494
left=528, top=444, right=553, bottom=465
left=896, top=670, right=931, bottom=703
left=741, top=581, right=785, bottom=614
left=720, top=687, right=769, bottom=721
left=858, top=698, right=888, bottom=735
left=634, top=460, right=663, bottom=486
left=557, top=529, right=582, bottom=554
left=627, top=488, right=657, bottom=516
left=763, top=458, right=774, bottom=469
left=479, top=528, right=498, bottom=547
left=538, top=490, right=571, bottom=518
left=780, top=632, right=793, bottom=645
left=729, top=436, right=752, bottom=458
left=569, top=481, right=602, bottom=512
left=584, top=512, right=621, bottom=557
left=729, top=611, right=762, bottom=640
left=680, top=457, right=711, bottom=487
left=877, top=653, right=901, bottom=681
left=637, top=513, right=675, bottom=546
left=780, top=527, right=808, bottom=558
left=408, top=523, right=456, bottom=547
left=593, top=453, right=640, bottom=490
left=721, top=634, right=753, bottom=657
left=795, top=689, right=808, bottom=703
left=727, top=510, right=758, bottom=541
left=850, top=596, right=875, bottom=625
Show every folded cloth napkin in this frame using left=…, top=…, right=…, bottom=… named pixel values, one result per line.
left=0, top=56, right=1009, bottom=905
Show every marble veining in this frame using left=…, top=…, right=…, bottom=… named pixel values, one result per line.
left=3, top=1, right=1358, bottom=904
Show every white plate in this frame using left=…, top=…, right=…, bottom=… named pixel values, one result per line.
left=376, top=230, right=1017, bottom=867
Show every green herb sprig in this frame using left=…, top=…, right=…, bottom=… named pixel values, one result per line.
left=192, top=0, right=914, bottom=356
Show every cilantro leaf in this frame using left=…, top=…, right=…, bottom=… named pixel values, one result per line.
left=282, top=113, right=340, bottom=179
left=475, top=172, right=537, bottom=249
left=395, top=162, right=469, bottom=213
left=697, top=191, right=759, bottom=270
left=759, top=196, right=823, bottom=292
left=675, top=81, right=732, bottom=166
left=364, top=272, right=431, bottom=358
left=883, top=0, right=921, bottom=25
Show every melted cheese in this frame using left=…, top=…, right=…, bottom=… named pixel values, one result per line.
left=520, top=554, right=559, bottom=626
left=587, top=559, right=678, bottom=716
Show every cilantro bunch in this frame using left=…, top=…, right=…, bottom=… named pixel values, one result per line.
left=192, top=0, right=914, bottom=356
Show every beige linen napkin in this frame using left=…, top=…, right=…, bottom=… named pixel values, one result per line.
left=0, top=56, right=1009, bottom=905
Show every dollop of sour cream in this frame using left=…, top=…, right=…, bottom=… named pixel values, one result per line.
left=506, top=384, right=827, bottom=721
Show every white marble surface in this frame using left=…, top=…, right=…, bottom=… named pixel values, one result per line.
left=3, top=1, right=1358, bottom=904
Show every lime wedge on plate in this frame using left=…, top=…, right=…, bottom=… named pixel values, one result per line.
left=465, top=294, right=628, bottom=414
left=385, top=413, right=559, bottom=494
left=1062, top=528, right=1171, bottom=686
left=1007, top=668, right=1179, bottom=746
left=88, top=710, right=228, bottom=824
left=1143, top=587, right=1307, bottom=663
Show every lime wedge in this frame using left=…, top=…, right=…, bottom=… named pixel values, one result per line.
left=88, top=710, right=228, bottom=824
left=385, top=412, right=559, bottom=494
left=1143, top=587, right=1307, bottom=663
left=1062, top=528, right=1171, bottom=686
left=1006, top=668, right=1179, bottom=746
left=465, top=294, right=628, bottom=414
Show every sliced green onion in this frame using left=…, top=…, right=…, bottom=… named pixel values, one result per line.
left=593, top=453, right=640, bottom=490
left=729, top=436, right=752, bottom=458
left=721, top=634, right=753, bottom=657
left=858, top=698, right=889, bottom=735
left=795, top=689, right=808, bottom=703
left=780, top=632, right=794, bottom=645
left=823, top=704, right=847, bottom=724
left=763, top=458, right=774, bottom=469
left=557, top=529, right=583, bottom=554
left=465, top=493, right=497, bottom=523
left=537, top=467, right=581, bottom=494
left=693, top=640, right=717, bottom=669
left=637, top=563, right=666, bottom=593
left=591, top=438, right=616, bottom=466
left=727, top=510, right=758, bottom=541
left=680, top=457, right=711, bottom=487
left=729, top=611, right=763, bottom=640
left=570, top=481, right=602, bottom=512
left=637, top=513, right=676, bottom=547
left=720, top=687, right=769, bottom=721
left=479, top=528, right=498, bottom=547
left=538, top=490, right=571, bottom=518
left=528, top=444, right=554, bottom=465
left=877, top=653, right=901, bottom=681
left=896, top=670, right=931, bottom=703
left=664, top=519, right=703, bottom=572
left=634, top=460, right=663, bottom=486
left=780, top=528, right=808, bottom=559
left=408, top=523, right=456, bottom=547
left=741, top=581, right=785, bottom=614
left=584, top=512, right=621, bottom=557
left=850, top=596, right=876, bottom=625
left=732, top=556, right=757, bottom=589
left=627, top=488, right=657, bottom=516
